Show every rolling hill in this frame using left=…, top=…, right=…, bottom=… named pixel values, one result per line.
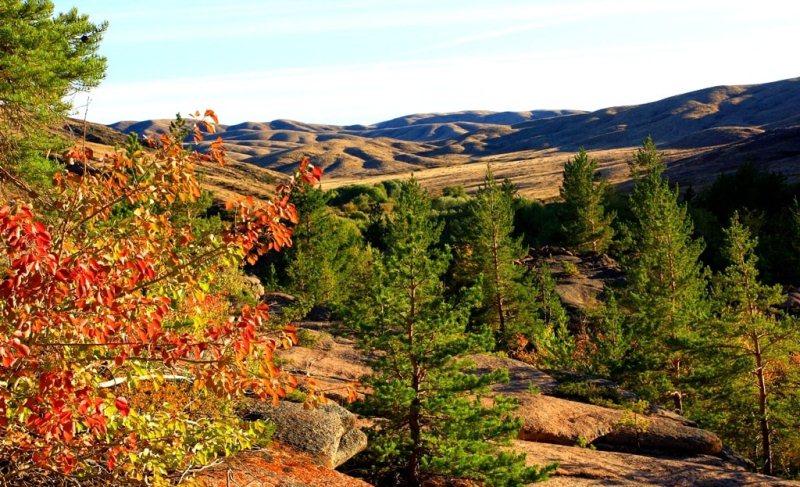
left=103, top=77, right=800, bottom=200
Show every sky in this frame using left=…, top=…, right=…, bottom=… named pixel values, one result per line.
left=53, top=0, right=799, bottom=126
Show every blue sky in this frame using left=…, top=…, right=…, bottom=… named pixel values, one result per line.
left=54, top=0, right=799, bottom=125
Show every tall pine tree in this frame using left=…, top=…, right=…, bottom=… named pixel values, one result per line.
left=529, top=263, right=575, bottom=369
left=352, top=179, right=552, bottom=487
left=693, top=215, right=800, bottom=476
left=559, top=149, right=615, bottom=253
left=466, top=166, right=540, bottom=348
left=624, top=137, right=708, bottom=410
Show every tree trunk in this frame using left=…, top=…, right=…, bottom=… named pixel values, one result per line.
left=407, top=261, right=422, bottom=486
left=491, top=222, right=506, bottom=339
left=672, top=391, right=683, bottom=414
left=672, top=359, right=683, bottom=414
left=753, top=333, right=773, bottom=475
left=408, top=373, right=422, bottom=486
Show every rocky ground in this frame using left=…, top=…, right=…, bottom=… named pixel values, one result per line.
left=268, top=325, right=798, bottom=486
left=192, top=444, right=372, bottom=487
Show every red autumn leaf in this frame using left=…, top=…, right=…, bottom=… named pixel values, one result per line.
left=106, top=452, right=117, bottom=471
left=115, top=397, right=129, bottom=417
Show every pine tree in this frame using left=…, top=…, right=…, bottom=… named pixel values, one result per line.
left=529, top=264, right=575, bottom=369
left=694, top=215, right=800, bottom=475
left=787, top=198, right=800, bottom=279
left=628, top=135, right=665, bottom=177
left=0, top=0, right=107, bottom=167
left=284, top=182, right=364, bottom=315
left=586, top=293, right=630, bottom=377
left=559, top=149, right=615, bottom=253
left=352, top=179, right=552, bottom=487
left=466, top=166, right=540, bottom=347
left=624, top=137, right=708, bottom=410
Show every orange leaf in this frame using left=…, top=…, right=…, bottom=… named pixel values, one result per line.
left=203, top=109, right=219, bottom=125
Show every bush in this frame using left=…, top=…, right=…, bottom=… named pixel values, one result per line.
left=327, top=183, right=388, bottom=208
left=554, top=379, right=625, bottom=406
left=0, top=114, right=321, bottom=484
left=561, top=261, right=581, bottom=277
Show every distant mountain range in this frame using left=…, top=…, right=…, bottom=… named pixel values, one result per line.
left=102, top=77, right=800, bottom=199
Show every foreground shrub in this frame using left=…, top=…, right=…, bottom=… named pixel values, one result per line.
left=0, top=113, right=320, bottom=484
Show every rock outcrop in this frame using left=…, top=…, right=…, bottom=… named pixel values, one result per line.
left=240, top=274, right=266, bottom=300
left=513, top=394, right=722, bottom=455
left=523, top=247, right=624, bottom=311
left=786, top=286, right=800, bottom=311
left=240, top=400, right=368, bottom=468
left=516, top=441, right=798, bottom=486
left=277, top=329, right=371, bottom=402
left=469, top=353, right=559, bottom=394
left=472, top=353, right=722, bottom=456
left=251, top=324, right=795, bottom=485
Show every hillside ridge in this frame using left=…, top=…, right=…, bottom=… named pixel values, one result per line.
left=103, top=77, right=800, bottom=198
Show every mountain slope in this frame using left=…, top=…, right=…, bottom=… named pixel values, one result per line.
left=108, top=77, right=800, bottom=197
left=484, top=78, right=800, bottom=153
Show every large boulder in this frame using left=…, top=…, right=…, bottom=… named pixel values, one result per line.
left=240, top=274, right=266, bottom=300
left=240, top=400, right=368, bottom=468
left=471, top=353, right=722, bottom=456
left=192, top=443, right=373, bottom=487
left=512, top=394, right=722, bottom=456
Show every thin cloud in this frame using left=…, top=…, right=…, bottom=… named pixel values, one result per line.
left=425, top=0, right=739, bottom=52
left=78, top=32, right=793, bottom=125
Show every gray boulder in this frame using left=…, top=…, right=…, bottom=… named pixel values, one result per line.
left=240, top=400, right=368, bottom=468
left=240, top=274, right=265, bottom=299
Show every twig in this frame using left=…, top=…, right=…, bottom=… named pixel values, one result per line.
left=0, top=164, right=39, bottom=200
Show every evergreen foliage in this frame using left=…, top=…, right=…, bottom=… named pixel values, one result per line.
left=351, top=179, right=553, bottom=486
left=464, top=166, right=540, bottom=348
left=0, top=0, right=107, bottom=166
left=559, top=149, right=615, bottom=253
left=692, top=163, right=800, bottom=284
left=692, top=215, right=800, bottom=476
left=623, top=137, right=708, bottom=409
left=284, top=182, right=365, bottom=315
left=584, top=294, right=630, bottom=377
left=529, top=264, right=575, bottom=369
left=513, top=199, right=565, bottom=248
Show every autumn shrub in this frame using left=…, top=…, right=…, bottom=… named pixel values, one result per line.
left=0, top=112, right=321, bottom=484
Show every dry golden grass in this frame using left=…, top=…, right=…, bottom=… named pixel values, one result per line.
left=196, top=159, right=286, bottom=203
left=321, top=146, right=712, bottom=200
